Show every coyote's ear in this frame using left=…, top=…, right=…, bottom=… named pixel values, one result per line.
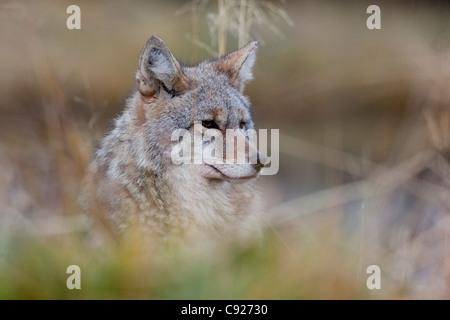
left=136, top=36, right=189, bottom=98
left=214, top=41, right=258, bottom=92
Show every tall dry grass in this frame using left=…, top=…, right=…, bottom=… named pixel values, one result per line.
left=177, top=0, right=293, bottom=56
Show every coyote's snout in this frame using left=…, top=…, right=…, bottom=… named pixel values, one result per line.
left=83, top=36, right=265, bottom=241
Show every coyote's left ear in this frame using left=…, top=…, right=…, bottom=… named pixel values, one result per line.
left=214, top=41, right=258, bottom=92
left=136, top=36, right=189, bottom=98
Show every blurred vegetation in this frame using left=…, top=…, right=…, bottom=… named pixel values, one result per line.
left=0, top=0, right=449, bottom=299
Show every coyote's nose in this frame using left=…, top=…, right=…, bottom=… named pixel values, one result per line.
left=250, top=152, right=268, bottom=171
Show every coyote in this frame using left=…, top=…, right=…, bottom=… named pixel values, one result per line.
left=84, top=36, right=266, bottom=241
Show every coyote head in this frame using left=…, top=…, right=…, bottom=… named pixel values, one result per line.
left=135, top=36, right=266, bottom=180
left=89, top=36, right=265, bottom=238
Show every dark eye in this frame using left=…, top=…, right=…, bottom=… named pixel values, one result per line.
left=202, top=120, right=219, bottom=129
left=239, top=122, right=247, bottom=129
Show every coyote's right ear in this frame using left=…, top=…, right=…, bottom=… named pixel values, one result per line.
left=136, top=36, right=189, bottom=98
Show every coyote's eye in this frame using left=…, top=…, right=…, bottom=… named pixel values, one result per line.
left=239, top=122, right=247, bottom=129
left=202, top=120, right=219, bottom=129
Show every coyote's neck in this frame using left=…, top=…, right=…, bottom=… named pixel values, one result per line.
left=87, top=101, right=262, bottom=241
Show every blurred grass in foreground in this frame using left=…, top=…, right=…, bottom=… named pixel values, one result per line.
left=0, top=228, right=373, bottom=299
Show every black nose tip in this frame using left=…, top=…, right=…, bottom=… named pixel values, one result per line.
left=251, top=153, right=268, bottom=171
